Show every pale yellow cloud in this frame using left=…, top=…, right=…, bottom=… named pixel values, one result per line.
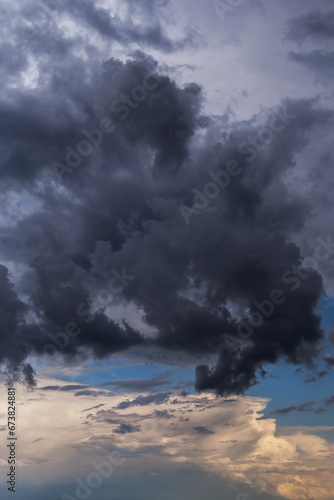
left=0, top=378, right=333, bottom=500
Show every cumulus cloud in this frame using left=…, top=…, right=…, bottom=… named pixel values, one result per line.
left=1, top=377, right=333, bottom=500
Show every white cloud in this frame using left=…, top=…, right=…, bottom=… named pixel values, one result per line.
left=0, top=377, right=333, bottom=499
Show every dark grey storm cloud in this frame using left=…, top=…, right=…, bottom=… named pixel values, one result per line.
left=0, top=265, right=37, bottom=385
left=0, top=0, right=332, bottom=396
left=287, top=10, right=334, bottom=42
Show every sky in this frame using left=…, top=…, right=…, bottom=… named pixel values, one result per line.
left=0, top=0, right=334, bottom=499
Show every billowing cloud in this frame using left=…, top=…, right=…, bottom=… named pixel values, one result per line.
left=0, top=51, right=331, bottom=395
left=0, top=0, right=333, bottom=398
left=1, top=378, right=333, bottom=500
left=1, top=3, right=333, bottom=500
